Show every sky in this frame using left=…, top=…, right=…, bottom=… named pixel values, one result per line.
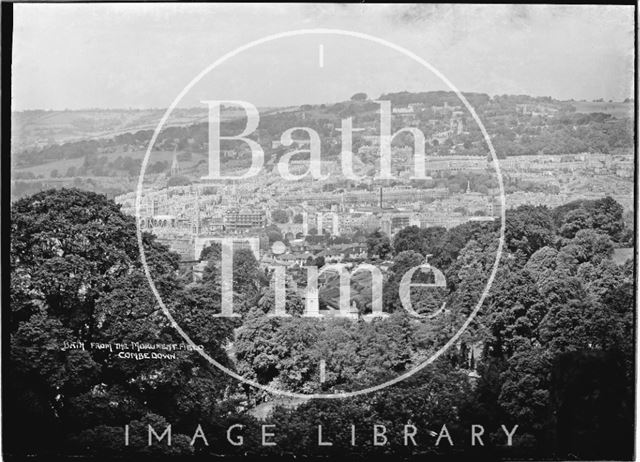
left=12, top=3, right=636, bottom=110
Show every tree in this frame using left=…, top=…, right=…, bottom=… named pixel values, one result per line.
left=235, top=309, right=415, bottom=395
left=265, top=227, right=283, bottom=244
left=8, top=185, right=635, bottom=459
left=561, top=229, right=614, bottom=265
left=366, top=230, right=392, bottom=259
left=267, top=358, right=471, bottom=456
left=524, top=246, right=560, bottom=289
left=504, top=205, right=555, bottom=261
left=556, top=197, right=626, bottom=242
left=234, top=309, right=322, bottom=391
left=383, top=250, right=424, bottom=312
left=559, top=208, right=593, bottom=238
left=483, top=269, right=546, bottom=357
left=590, top=196, right=625, bottom=241
left=393, top=225, right=446, bottom=257
left=8, top=189, right=234, bottom=457
left=271, top=209, right=289, bottom=224
left=166, top=175, right=191, bottom=187
left=430, top=220, right=492, bottom=271
left=350, top=92, right=368, bottom=101
left=498, top=344, right=553, bottom=449
left=50, top=169, right=59, bottom=178
left=199, top=241, right=221, bottom=261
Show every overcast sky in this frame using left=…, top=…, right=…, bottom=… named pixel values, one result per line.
left=12, top=3, right=635, bottom=110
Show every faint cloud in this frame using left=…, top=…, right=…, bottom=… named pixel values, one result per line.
left=389, top=4, right=446, bottom=25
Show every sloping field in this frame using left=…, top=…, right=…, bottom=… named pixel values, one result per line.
left=12, top=107, right=280, bottom=150
left=572, top=101, right=633, bottom=117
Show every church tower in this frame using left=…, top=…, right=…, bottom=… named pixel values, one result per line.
left=170, top=148, right=180, bottom=177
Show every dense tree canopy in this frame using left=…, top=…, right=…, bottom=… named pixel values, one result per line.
left=7, top=190, right=635, bottom=459
left=366, top=230, right=392, bottom=259
left=8, top=189, right=238, bottom=456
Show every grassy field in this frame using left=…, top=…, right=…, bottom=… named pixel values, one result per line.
left=13, top=149, right=209, bottom=178
left=572, top=101, right=633, bottom=117
left=12, top=107, right=280, bottom=151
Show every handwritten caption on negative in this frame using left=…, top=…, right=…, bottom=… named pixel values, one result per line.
left=61, top=341, right=205, bottom=360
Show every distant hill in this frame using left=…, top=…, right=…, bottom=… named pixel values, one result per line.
left=10, top=91, right=634, bottom=199
left=572, top=101, right=633, bottom=118
left=12, top=106, right=280, bottom=151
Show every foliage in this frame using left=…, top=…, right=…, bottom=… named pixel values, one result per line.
left=393, top=225, right=446, bottom=257
left=7, top=190, right=635, bottom=459
left=271, top=208, right=289, bottom=224
left=8, top=189, right=235, bottom=456
left=366, top=230, right=392, bottom=259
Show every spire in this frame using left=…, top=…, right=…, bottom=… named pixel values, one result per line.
left=170, top=146, right=180, bottom=176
